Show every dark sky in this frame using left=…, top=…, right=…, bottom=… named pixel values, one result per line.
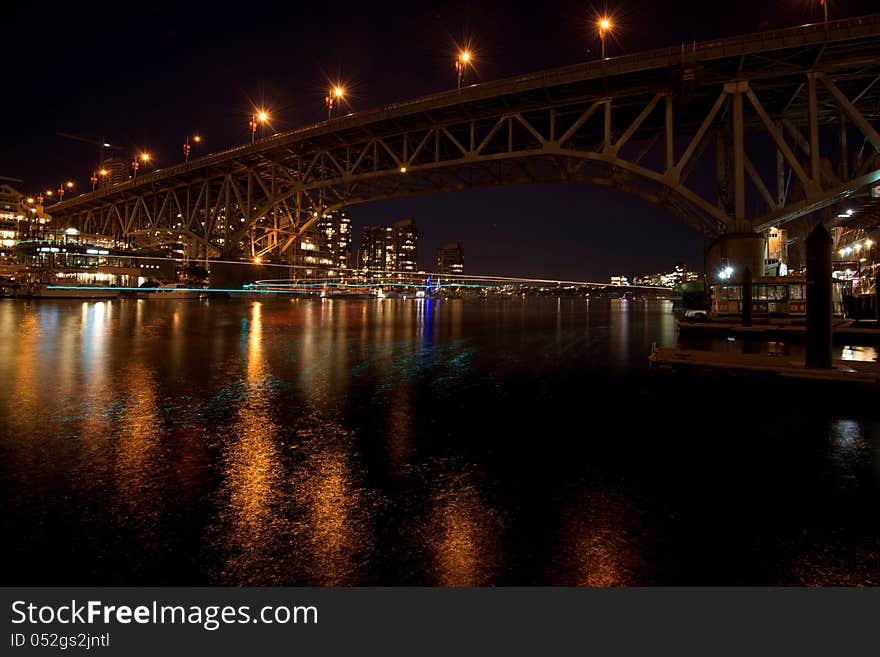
left=3, top=0, right=876, bottom=280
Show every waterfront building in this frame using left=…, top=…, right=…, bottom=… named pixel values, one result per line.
left=360, top=217, right=419, bottom=283
left=0, top=184, right=25, bottom=252
left=436, top=242, right=464, bottom=280
left=610, top=275, right=629, bottom=286
left=393, top=218, right=418, bottom=278
left=632, top=263, right=700, bottom=288
left=291, top=209, right=352, bottom=280
left=764, top=227, right=789, bottom=276
left=360, top=225, right=392, bottom=281
left=316, top=209, right=352, bottom=273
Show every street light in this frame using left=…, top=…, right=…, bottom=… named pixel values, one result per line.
left=57, top=182, right=71, bottom=201
left=133, top=152, right=150, bottom=178
left=455, top=51, right=471, bottom=90
left=250, top=110, right=269, bottom=144
left=597, top=17, right=613, bottom=59
left=821, top=0, right=828, bottom=23
left=183, top=134, right=201, bottom=162
left=325, top=86, right=345, bottom=120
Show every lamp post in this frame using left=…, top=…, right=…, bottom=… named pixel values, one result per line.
left=250, top=111, right=269, bottom=144
left=325, top=86, right=345, bottom=120
left=455, top=51, right=471, bottom=90
left=133, top=152, right=150, bottom=178
left=55, top=180, right=74, bottom=201
left=821, top=0, right=828, bottom=23
left=598, top=17, right=613, bottom=59
left=183, top=134, right=201, bottom=163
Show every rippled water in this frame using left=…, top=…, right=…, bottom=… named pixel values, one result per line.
left=0, top=297, right=877, bottom=585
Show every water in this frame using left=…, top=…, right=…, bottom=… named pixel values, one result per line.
left=0, top=297, right=877, bottom=585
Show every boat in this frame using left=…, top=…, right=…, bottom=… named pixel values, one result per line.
left=28, top=284, right=121, bottom=299
left=140, top=283, right=206, bottom=300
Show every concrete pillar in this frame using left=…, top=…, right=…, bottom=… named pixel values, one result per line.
left=875, top=278, right=879, bottom=322
left=742, top=267, right=753, bottom=327
left=805, top=223, right=832, bottom=369
left=705, top=232, right=765, bottom=281
left=209, top=260, right=268, bottom=289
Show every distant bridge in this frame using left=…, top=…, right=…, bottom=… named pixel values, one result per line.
left=46, top=14, right=880, bottom=261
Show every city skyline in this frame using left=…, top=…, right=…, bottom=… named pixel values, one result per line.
left=4, top=1, right=878, bottom=281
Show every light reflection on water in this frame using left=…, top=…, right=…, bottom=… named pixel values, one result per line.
left=0, top=297, right=877, bottom=586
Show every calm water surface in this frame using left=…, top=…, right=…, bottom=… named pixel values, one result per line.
left=1, top=297, right=877, bottom=585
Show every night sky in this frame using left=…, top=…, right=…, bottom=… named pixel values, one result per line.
left=3, top=1, right=876, bottom=280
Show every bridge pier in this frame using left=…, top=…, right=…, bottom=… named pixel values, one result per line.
left=209, top=261, right=275, bottom=289
left=704, top=232, right=765, bottom=281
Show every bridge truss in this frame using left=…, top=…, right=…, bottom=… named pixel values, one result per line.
left=48, top=14, right=880, bottom=261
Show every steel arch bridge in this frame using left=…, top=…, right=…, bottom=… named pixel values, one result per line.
left=47, top=14, right=880, bottom=261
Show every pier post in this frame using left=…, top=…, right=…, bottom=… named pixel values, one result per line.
left=805, top=223, right=832, bottom=369
left=742, top=267, right=752, bottom=327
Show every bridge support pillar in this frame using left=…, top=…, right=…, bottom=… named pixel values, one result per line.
left=805, top=223, right=832, bottom=369
left=704, top=232, right=765, bottom=282
left=209, top=260, right=272, bottom=289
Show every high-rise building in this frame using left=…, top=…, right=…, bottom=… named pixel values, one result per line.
left=0, top=184, right=25, bottom=252
left=360, top=225, right=391, bottom=280
left=101, top=156, right=129, bottom=187
left=315, top=209, right=352, bottom=272
left=392, top=218, right=418, bottom=277
left=291, top=209, right=352, bottom=279
left=436, top=242, right=464, bottom=279
left=360, top=217, right=418, bottom=281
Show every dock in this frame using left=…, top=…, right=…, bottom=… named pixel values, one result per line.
left=677, top=319, right=880, bottom=343
left=649, top=344, right=880, bottom=386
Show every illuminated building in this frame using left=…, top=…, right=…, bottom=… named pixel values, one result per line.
left=292, top=209, right=352, bottom=280
left=315, top=209, right=352, bottom=273
left=0, top=184, right=26, bottom=258
left=764, top=227, right=788, bottom=276
left=360, top=225, right=391, bottom=281
left=392, top=218, right=418, bottom=277
left=632, top=263, right=700, bottom=288
left=436, top=242, right=464, bottom=280
left=100, top=156, right=129, bottom=186
left=360, top=217, right=418, bottom=282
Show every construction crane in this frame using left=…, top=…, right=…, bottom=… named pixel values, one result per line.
left=56, top=132, right=124, bottom=167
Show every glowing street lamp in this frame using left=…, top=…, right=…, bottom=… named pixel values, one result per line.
left=250, top=110, right=269, bottom=144
left=455, top=51, right=471, bottom=90
left=133, top=152, right=150, bottom=178
left=598, top=17, right=613, bottom=59
left=183, top=134, right=201, bottom=162
left=325, top=86, right=345, bottom=120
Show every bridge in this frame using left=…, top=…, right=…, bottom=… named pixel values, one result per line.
left=45, top=14, right=880, bottom=275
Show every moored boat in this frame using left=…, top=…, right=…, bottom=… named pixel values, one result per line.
left=140, top=283, right=206, bottom=299
left=29, top=284, right=121, bottom=299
